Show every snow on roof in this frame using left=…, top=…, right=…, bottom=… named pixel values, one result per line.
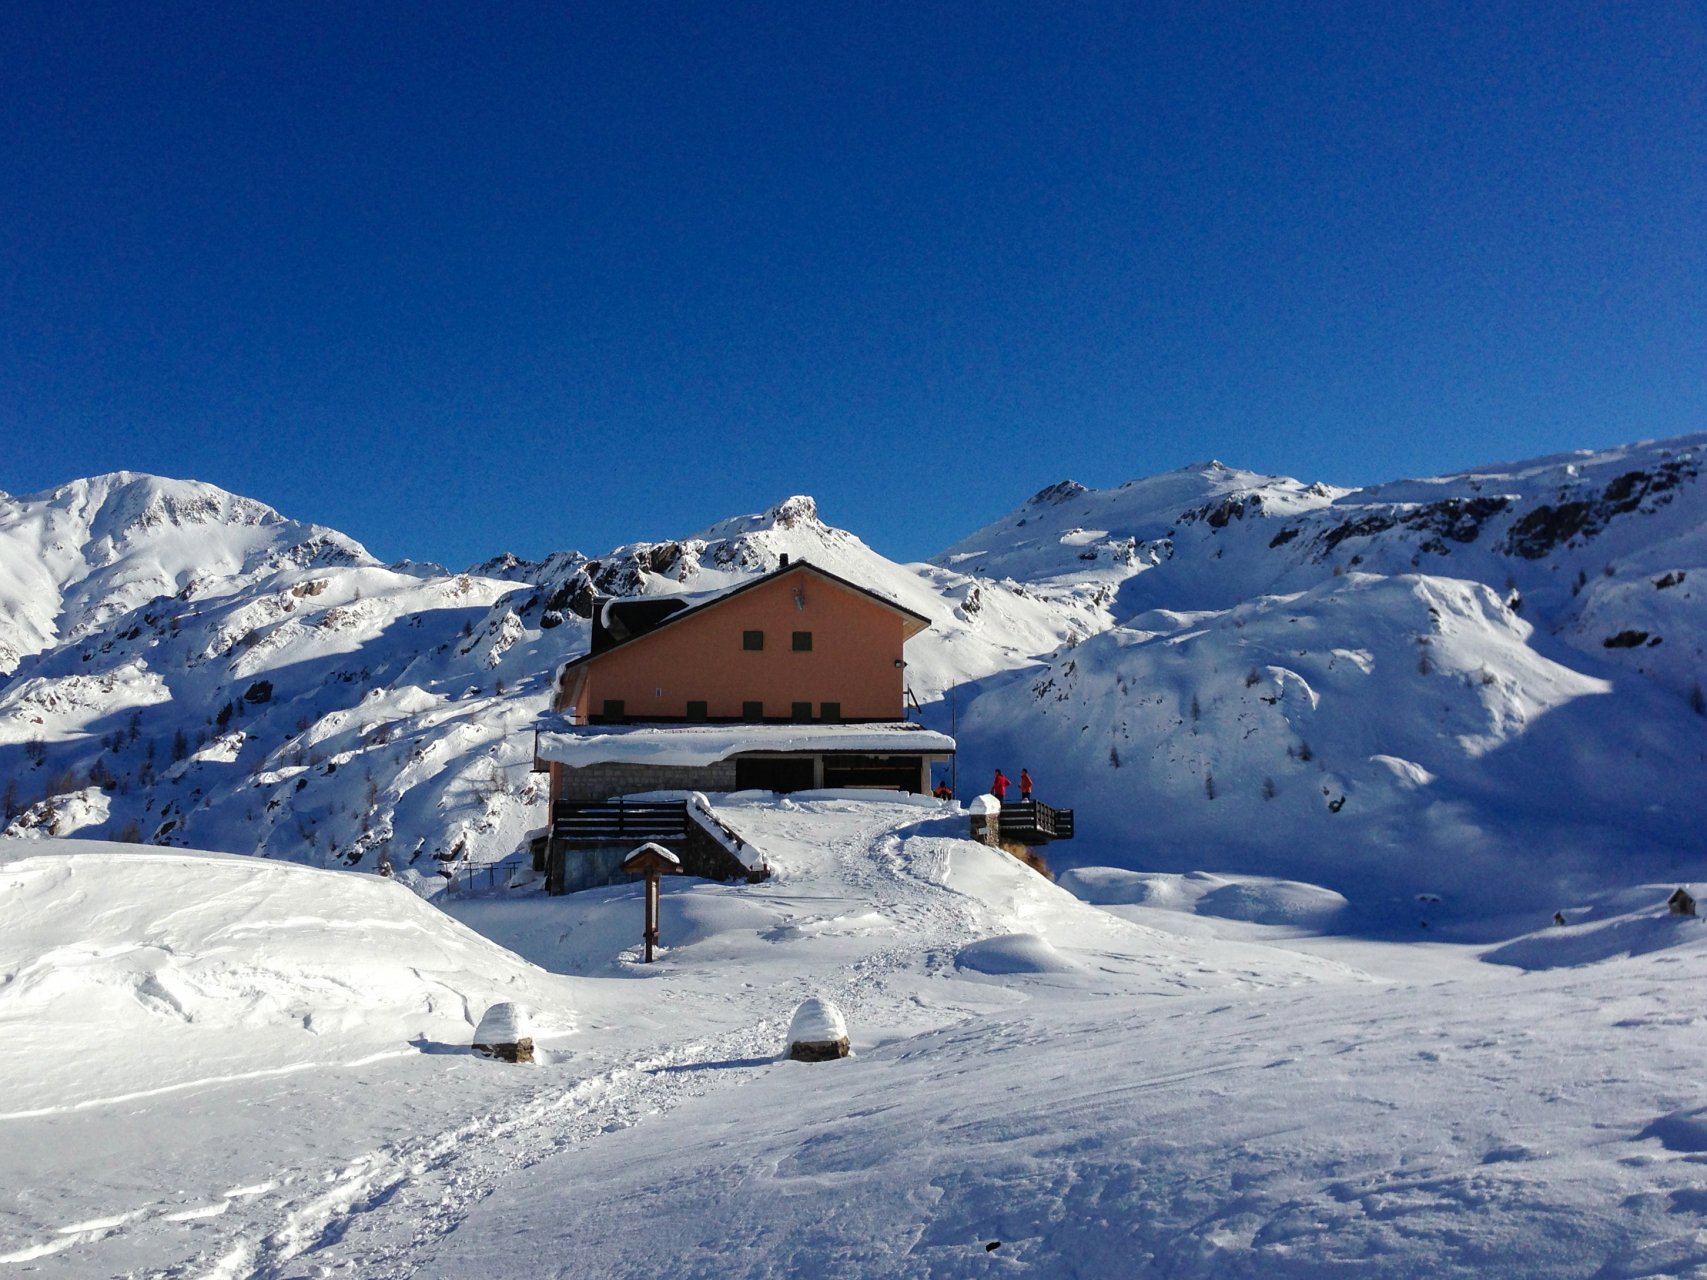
left=535, top=721, right=956, bottom=768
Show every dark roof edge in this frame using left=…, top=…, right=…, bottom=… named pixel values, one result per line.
left=558, top=560, right=931, bottom=674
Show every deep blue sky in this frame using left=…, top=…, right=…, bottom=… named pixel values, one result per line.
left=4, top=2, right=1703, bottom=568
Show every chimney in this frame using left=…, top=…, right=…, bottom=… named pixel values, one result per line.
left=779, top=553, right=790, bottom=567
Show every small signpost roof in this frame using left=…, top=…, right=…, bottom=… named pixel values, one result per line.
left=622, top=842, right=683, bottom=875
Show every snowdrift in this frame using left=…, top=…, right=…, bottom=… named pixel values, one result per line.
left=0, top=839, right=574, bottom=1112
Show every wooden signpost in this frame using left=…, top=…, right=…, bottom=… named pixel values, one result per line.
left=622, top=842, right=682, bottom=962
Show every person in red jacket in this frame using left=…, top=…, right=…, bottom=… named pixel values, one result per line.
left=991, top=769, right=1010, bottom=800
left=1019, top=768, right=1033, bottom=800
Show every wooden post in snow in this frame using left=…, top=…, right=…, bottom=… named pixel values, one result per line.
left=622, top=842, right=682, bottom=962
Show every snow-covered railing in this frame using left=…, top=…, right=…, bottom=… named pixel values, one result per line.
left=685, top=792, right=767, bottom=876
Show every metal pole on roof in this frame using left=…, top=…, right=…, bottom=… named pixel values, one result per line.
left=949, top=685, right=958, bottom=795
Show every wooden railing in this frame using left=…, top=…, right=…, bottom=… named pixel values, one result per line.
left=998, top=799, right=1075, bottom=842
left=552, top=799, right=690, bottom=845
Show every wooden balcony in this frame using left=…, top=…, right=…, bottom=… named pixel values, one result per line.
left=997, top=799, right=1075, bottom=844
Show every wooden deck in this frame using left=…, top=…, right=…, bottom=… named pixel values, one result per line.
left=998, top=799, right=1075, bottom=844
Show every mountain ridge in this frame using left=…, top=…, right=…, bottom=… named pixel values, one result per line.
left=3, top=433, right=1705, bottom=918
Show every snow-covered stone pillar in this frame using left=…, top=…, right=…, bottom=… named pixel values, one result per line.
left=786, top=996, right=850, bottom=1062
left=968, top=794, right=1001, bottom=845
left=472, top=1002, right=535, bottom=1064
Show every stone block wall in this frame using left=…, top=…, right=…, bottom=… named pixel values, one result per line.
left=680, top=821, right=767, bottom=883
left=557, top=761, right=739, bottom=804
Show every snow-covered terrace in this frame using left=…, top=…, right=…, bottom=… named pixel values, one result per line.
left=535, top=721, right=956, bottom=768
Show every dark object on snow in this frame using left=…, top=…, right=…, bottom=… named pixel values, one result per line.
left=472, top=1002, right=535, bottom=1064
left=1553, top=911, right=1567, bottom=926
left=242, top=679, right=273, bottom=704
left=1669, top=888, right=1696, bottom=917
left=985, top=1241, right=1001, bottom=1252
left=1603, top=630, right=1651, bottom=649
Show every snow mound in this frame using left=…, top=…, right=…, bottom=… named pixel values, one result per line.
left=2, top=786, right=110, bottom=838
left=1484, top=904, right=1707, bottom=971
left=1194, top=878, right=1351, bottom=927
left=955, top=932, right=1082, bottom=975
left=1638, top=1108, right=1707, bottom=1153
left=1061, top=868, right=1348, bottom=928
left=0, top=839, right=573, bottom=1111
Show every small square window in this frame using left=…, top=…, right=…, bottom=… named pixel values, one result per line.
left=792, top=631, right=813, bottom=651
left=601, top=699, right=625, bottom=722
left=743, top=700, right=764, bottom=721
left=743, top=630, right=764, bottom=651
left=686, top=700, right=708, bottom=721
left=791, top=701, right=813, bottom=722
left=819, top=701, right=841, bottom=722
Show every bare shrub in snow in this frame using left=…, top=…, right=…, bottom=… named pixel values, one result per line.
left=997, top=840, right=1052, bottom=880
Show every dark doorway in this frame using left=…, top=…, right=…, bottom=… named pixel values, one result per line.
left=821, top=755, right=924, bottom=792
left=735, top=755, right=816, bottom=792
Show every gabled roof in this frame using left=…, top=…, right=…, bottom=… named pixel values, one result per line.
left=559, top=560, right=932, bottom=674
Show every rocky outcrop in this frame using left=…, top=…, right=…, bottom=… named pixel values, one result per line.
left=1504, top=460, right=1698, bottom=559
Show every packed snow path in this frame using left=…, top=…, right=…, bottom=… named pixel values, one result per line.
left=190, top=799, right=1004, bottom=1279
left=110, top=797, right=1366, bottom=1277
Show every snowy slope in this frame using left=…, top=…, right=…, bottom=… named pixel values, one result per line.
left=939, top=435, right=1707, bottom=911
left=0, top=473, right=370, bottom=676
left=9, top=806, right=1707, bottom=1277
left=959, top=570, right=1707, bottom=913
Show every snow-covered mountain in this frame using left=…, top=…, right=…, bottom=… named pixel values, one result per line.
left=0, top=480, right=1090, bottom=876
left=0, top=472, right=370, bottom=676
left=4, top=435, right=1707, bottom=912
left=939, top=437, right=1707, bottom=911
